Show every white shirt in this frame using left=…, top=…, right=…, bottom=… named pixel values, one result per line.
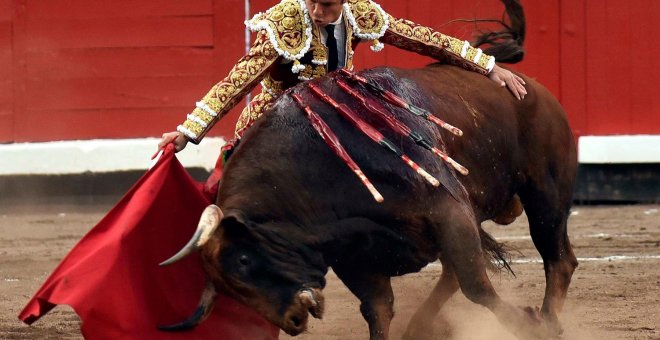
left=319, top=13, right=347, bottom=69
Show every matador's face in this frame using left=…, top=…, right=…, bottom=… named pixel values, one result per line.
left=305, top=0, right=345, bottom=27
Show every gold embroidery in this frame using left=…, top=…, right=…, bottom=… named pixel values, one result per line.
left=234, top=90, right=277, bottom=138
left=476, top=53, right=491, bottom=69
left=312, top=45, right=328, bottom=64
left=180, top=30, right=279, bottom=143
left=312, top=64, right=326, bottom=78
left=347, top=0, right=388, bottom=37
left=444, top=35, right=493, bottom=72
left=465, top=48, right=478, bottom=62
left=392, top=18, right=413, bottom=36
left=448, top=37, right=464, bottom=56
left=295, top=26, right=329, bottom=80
left=298, top=63, right=314, bottom=80
left=344, top=13, right=355, bottom=69
left=382, top=15, right=493, bottom=75
left=311, top=25, right=328, bottom=66
left=261, top=74, right=284, bottom=96
left=246, top=0, right=310, bottom=61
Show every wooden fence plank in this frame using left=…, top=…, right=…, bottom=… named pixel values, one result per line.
left=213, top=0, right=245, bottom=80
left=26, top=48, right=215, bottom=79
left=0, top=21, right=10, bottom=47
left=25, top=16, right=214, bottom=50
left=0, top=110, right=12, bottom=143
left=14, top=106, right=240, bottom=142
left=629, top=0, right=660, bottom=134
left=586, top=0, right=632, bottom=135
left=0, top=21, right=12, bottom=105
left=0, top=0, right=10, bottom=21
left=14, top=107, right=188, bottom=142
left=25, top=76, right=217, bottom=111
left=24, top=0, right=213, bottom=19
left=0, top=22, right=12, bottom=79
left=513, top=1, right=560, bottom=96
left=560, top=0, right=587, bottom=137
left=0, top=78, right=11, bottom=106
left=11, top=0, right=28, bottom=143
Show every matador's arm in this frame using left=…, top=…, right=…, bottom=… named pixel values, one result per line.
left=380, top=15, right=495, bottom=75
left=177, top=31, right=280, bottom=144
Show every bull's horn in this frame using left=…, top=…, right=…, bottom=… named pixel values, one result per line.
left=160, top=204, right=223, bottom=266
left=158, top=281, right=217, bottom=331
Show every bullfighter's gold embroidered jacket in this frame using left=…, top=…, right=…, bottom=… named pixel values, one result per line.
left=178, top=0, right=496, bottom=142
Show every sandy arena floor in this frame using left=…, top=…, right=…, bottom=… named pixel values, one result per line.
left=1, top=203, right=659, bottom=339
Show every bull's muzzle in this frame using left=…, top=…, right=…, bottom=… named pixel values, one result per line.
left=160, top=204, right=223, bottom=266
left=282, top=288, right=325, bottom=335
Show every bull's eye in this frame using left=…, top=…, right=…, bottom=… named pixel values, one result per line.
left=239, top=255, right=251, bottom=266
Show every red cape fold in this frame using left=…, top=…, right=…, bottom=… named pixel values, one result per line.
left=18, top=145, right=279, bottom=340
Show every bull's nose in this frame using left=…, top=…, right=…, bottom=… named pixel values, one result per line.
left=290, top=315, right=302, bottom=328
left=283, top=314, right=308, bottom=335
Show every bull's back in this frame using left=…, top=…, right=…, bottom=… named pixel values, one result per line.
left=397, top=65, right=575, bottom=220
left=227, top=64, right=574, bottom=229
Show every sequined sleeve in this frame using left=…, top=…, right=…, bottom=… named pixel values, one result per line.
left=177, top=31, right=280, bottom=144
left=381, top=15, right=495, bottom=75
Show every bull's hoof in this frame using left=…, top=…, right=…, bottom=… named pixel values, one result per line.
left=498, top=305, right=548, bottom=340
left=541, top=310, right=565, bottom=337
left=402, top=314, right=452, bottom=340
left=522, top=306, right=543, bottom=323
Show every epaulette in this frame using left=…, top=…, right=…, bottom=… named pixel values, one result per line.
left=344, top=0, right=390, bottom=52
left=245, top=0, right=312, bottom=73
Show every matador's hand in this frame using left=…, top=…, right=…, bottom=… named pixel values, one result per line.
left=489, top=64, right=527, bottom=100
left=158, top=131, right=188, bottom=153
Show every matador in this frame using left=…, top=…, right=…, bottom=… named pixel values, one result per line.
left=159, top=0, right=526, bottom=156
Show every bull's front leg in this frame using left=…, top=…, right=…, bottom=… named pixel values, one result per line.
left=402, top=255, right=459, bottom=339
left=333, top=267, right=394, bottom=340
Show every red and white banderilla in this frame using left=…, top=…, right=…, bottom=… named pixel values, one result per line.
left=292, top=93, right=384, bottom=203
left=307, top=83, right=440, bottom=188
left=336, top=79, right=469, bottom=176
left=339, top=68, right=464, bottom=137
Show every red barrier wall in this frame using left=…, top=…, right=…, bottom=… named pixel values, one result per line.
left=1, top=0, right=659, bottom=143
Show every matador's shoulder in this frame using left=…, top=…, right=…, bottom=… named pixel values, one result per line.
left=344, top=0, right=390, bottom=41
left=245, top=0, right=312, bottom=64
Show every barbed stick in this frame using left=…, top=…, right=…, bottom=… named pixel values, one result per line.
left=339, top=68, right=463, bottom=137
left=292, top=93, right=384, bottom=203
left=308, top=83, right=440, bottom=188
left=336, top=79, right=469, bottom=176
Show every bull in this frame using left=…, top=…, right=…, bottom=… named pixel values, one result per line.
left=160, top=7, right=578, bottom=340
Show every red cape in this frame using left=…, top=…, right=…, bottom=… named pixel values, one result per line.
left=18, top=145, right=279, bottom=339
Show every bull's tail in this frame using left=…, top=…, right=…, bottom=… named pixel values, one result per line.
left=472, top=0, right=526, bottom=64
left=479, top=227, right=516, bottom=275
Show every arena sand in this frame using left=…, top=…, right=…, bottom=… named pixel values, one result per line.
left=1, top=204, right=658, bottom=339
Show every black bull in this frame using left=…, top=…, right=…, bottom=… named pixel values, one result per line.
left=164, top=65, right=578, bottom=339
